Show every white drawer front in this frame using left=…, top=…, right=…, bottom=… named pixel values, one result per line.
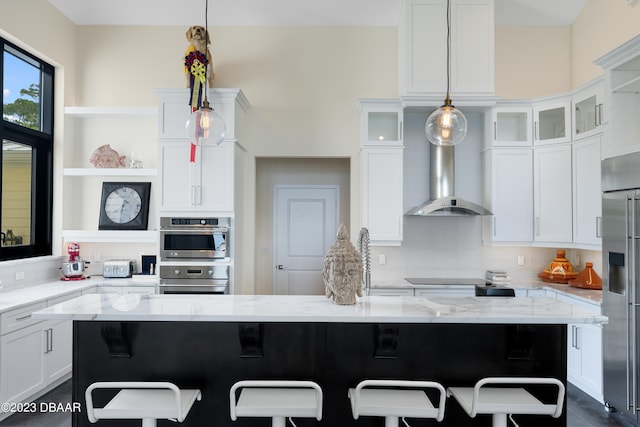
left=1, top=301, right=46, bottom=335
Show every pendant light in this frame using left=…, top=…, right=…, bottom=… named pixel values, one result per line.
left=425, top=0, right=467, bottom=146
left=185, top=0, right=226, bottom=150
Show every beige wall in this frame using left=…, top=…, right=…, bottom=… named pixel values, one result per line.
left=495, top=26, right=571, bottom=98
left=571, top=0, right=640, bottom=88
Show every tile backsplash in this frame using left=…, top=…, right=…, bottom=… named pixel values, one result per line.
left=0, top=256, right=65, bottom=291
left=369, top=217, right=602, bottom=281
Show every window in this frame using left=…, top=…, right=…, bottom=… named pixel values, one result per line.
left=0, top=39, right=54, bottom=260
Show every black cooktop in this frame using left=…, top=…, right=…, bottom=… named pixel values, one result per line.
left=404, top=278, right=485, bottom=286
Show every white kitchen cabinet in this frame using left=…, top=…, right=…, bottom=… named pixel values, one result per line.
left=533, top=144, right=573, bottom=245
left=533, top=98, right=572, bottom=145
left=482, top=148, right=533, bottom=245
left=551, top=291, right=603, bottom=403
left=369, top=288, right=414, bottom=296
left=159, top=139, right=235, bottom=213
left=0, top=292, right=81, bottom=413
left=488, top=105, right=532, bottom=148
left=98, top=284, right=157, bottom=295
left=360, top=147, right=403, bottom=245
left=0, top=322, right=46, bottom=405
left=572, top=135, right=602, bottom=248
left=156, top=89, right=249, bottom=215
left=399, top=0, right=494, bottom=97
left=595, top=36, right=640, bottom=158
left=359, top=100, right=403, bottom=147
left=567, top=323, right=603, bottom=403
left=572, top=78, right=605, bottom=141
left=43, top=318, right=73, bottom=384
left=414, top=287, right=474, bottom=297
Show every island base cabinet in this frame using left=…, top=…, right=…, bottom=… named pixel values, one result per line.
left=72, top=321, right=567, bottom=426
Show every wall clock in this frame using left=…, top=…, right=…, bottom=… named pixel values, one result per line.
left=98, top=182, right=151, bottom=230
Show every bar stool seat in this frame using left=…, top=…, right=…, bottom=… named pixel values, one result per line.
left=230, top=380, right=323, bottom=427
left=85, top=381, right=201, bottom=427
left=349, top=380, right=446, bottom=426
left=447, top=377, right=565, bottom=427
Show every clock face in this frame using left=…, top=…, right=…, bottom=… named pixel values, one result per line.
left=104, top=186, right=142, bottom=224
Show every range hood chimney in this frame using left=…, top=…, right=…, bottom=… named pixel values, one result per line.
left=406, top=144, right=492, bottom=216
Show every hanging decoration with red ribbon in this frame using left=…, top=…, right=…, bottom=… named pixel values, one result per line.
left=185, top=48, right=208, bottom=162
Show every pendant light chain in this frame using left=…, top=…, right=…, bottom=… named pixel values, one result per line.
left=204, top=0, right=209, bottom=104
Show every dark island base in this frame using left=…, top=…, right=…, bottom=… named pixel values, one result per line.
left=73, top=321, right=567, bottom=426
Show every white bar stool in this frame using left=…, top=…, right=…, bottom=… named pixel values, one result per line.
left=447, top=377, right=565, bottom=427
left=348, top=379, right=447, bottom=427
left=230, top=380, right=323, bottom=427
left=85, top=381, right=201, bottom=427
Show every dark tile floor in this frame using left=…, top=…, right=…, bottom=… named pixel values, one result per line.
left=0, top=381, right=638, bottom=426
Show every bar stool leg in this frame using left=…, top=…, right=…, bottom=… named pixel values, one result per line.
left=272, top=416, right=286, bottom=427
left=384, top=416, right=400, bottom=427
left=141, top=418, right=157, bottom=427
left=492, top=414, right=507, bottom=427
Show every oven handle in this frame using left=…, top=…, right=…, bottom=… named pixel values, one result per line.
left=159, top=284, right=228, bottom=294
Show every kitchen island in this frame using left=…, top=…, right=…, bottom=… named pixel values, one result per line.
left=34, top=294, right=606, bottom=427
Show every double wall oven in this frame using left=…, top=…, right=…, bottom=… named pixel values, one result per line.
left=159, top=217, right=230, bottom=294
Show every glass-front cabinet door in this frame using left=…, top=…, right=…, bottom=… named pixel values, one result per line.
left=572, top=78, right=604, bottom=141
left=358, top=100, right=403, bottom=147
left=533, top=98, right=572, bottom=145
left=490, top=105, right=532, bottom=147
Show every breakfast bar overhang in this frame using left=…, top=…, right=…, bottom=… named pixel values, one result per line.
left=34, top=294, right=607, bottom=427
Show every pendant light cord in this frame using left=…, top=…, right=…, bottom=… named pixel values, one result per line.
left=445, top=0, right=451, bottom=102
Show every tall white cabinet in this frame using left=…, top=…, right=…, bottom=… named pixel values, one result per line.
left=358, top=100, right=404, bottom=246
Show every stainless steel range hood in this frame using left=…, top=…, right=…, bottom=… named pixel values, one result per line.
left=406, top=144, right=492, bottom=216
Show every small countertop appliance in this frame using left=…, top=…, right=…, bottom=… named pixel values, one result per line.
left=103, top=260, right=137, bottom=278
left=61, top=242, right=88, bottom=281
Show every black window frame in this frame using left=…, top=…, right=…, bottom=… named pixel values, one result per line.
left=0, top=38, right=54, bottom=261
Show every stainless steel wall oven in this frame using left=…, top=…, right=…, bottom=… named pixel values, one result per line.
left=160, top=217, right=229, bottom=261
left=159, top=217, right=231, bottom=294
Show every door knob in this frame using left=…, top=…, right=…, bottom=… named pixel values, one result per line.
left=276, top=265, right=285, bottom=270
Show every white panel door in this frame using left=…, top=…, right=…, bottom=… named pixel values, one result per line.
left=273, top=186, right=339, bottom=295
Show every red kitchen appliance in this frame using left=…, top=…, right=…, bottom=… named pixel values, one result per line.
left=60, top=242, right=88, bottom=280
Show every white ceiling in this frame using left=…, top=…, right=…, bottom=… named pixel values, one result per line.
left=47, top=0, right=588, bottom=27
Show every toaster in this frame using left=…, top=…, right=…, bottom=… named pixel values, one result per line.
left=103, top=260, right=136, bottom=278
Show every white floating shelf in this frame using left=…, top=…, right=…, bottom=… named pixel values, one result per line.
left=63, top=168, right=157, bottom=177
left=64, top=106, right=156, bottom=117
left=62, top=230, right=158, bottom=243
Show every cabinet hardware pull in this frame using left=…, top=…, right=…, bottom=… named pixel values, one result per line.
left=15, top=314, right=31, bottom=321
left=399, top=120, right=403, bottom=140
left=534, top=121, right=538, bottom=140
left=535, top=217, right=540, bottom=236
left=596, top=216, right=603, bottom=238
left=493, top=121, right=497, bottom=140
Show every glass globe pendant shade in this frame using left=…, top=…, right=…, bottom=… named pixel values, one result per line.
left=186, top=101, right=226, bottom=146
left=425, top=98, right=467, bottom=146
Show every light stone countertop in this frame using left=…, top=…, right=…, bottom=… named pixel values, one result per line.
left=0, top=276, right=157, bottom=313
left=370, top=277, right=603, bottom=305
left=32, top=293, right=607, bottom=325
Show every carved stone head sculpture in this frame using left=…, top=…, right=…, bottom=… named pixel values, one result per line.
left=323, top=224, right=363, bottom=305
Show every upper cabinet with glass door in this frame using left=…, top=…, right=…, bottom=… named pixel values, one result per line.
left=488, top=102, right=532, bottom=148
left=533, top=96, right=572, bottom=145
left=572, top=77, right=605, bottom=141
left=358, top=100, right=403, bottom=147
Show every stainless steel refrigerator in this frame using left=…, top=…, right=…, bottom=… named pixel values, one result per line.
left=602, top=151, right=640, bottom=422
